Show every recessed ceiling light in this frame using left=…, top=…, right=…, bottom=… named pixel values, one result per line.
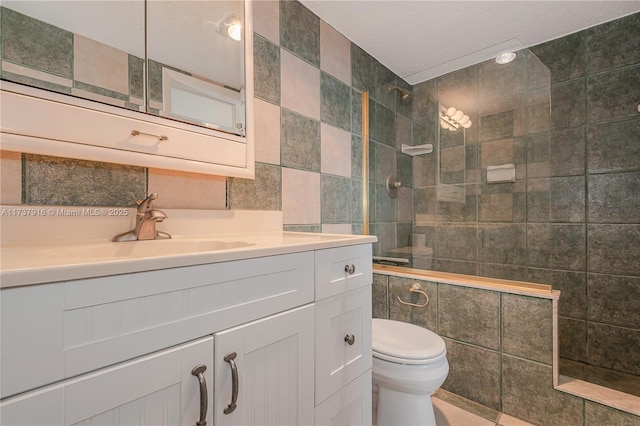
left=495, top=52, right=516, bottom=64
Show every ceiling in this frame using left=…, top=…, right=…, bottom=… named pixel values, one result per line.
left=300, top=1, right=640, bottom=84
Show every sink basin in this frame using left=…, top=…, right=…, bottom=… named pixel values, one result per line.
left=43, top=239, right=252, bottom=260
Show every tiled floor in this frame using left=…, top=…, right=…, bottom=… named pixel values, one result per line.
left=432, top=390, right=534, bottom=426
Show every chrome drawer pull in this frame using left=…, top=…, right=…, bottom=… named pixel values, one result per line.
left=223, top=352, right=239, bottom=414
left=191, top=364, right=208, bottom=426
left=131, top=129, right=169, bottom=141
left=344, top=334, right=355, bottom=345
left=344, top=264, right=356, bottom=274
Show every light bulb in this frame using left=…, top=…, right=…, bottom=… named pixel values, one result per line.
left=446, top=107, right=457, bottom=117
left=458, top=115, right=470, bottom=126
left=495, top=52, right=516, bottom=64
left=462, top=120, right=472, bottom=129
left=227, top=23, right=242, bottom=41
left=452, top=110, right=464, bottom=121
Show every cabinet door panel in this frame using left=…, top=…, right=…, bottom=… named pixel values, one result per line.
left=214, top=305, right=314, bottom=426
left=315, top=371, right=372, bottom=426
left=315, top=245, right=373, bottom=300
left=315, top=286, right=372, bottom=405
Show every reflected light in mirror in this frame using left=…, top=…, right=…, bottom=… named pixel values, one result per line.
left=221, top=14, right=242, bottom=41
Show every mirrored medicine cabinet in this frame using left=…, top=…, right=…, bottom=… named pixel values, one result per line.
left=0, top=0, right=255, bottom=178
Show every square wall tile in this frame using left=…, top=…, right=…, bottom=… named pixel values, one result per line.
left=372, top=274, right=389, bottom=319
left=551, top=79, right=586, bottom=130
left=527, top=224, right=586, bottom=271
left=388, top=276, right=437, bottom=331
left=588, top=273, right=640, bottom=329
left=253, top=0, right=279, bottom=45
left=527, top=268, right=587, bottom=319
left=480, top=224, right=526, bottom=265
left=281, top=50, right=320, bottom=120
left=320, top=72, right=351, bottom=130
left=588, top=224, right=640, bottom=275
left=437, top=225, right=478, bottom=261
left=148, top=168, right=226, bottom=209
left=320, top=20, right=350, bottom=85
left=253, top=34, right=281, bottom=104
left=588, top=172, right=640, bottom=223
left=587, top=322, right=640, bottom=376
left=559, top=317, right=587, bottom=362
left=587, top=119, right=640, bottom=174
left=281, top=109, right=320, bottom=172
left=321, top=223, right=351, bottom=234
left=588, top=66, right=640, bottom=124
left=502, top=294, right=553, bottom=364
left=321, top=174, right=352, bottom=223
left=587, top=13, right=640, bottom=74
left=254, top=98, right=281, bottom=165
left=227, top=163, right=281, bottom=211
left=280, top=0, right=320, bottom=67
left=550, top=127, right=585, bottom=177
left=0, top=151, right=22, bottom=204
left=321, top=123, right=351, bottom=177
left=585, top=400, right=640, bottom=426
left=282, top=167, right=320, bottom=224
left=530, top=32, right=585, bottom=84
left=438, top=284, right=500, bottom=350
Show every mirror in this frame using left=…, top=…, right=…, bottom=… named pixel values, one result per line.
left=0, top=0, right=246, bottom=136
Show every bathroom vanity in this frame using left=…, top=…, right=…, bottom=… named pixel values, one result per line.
left=0, top=220, right=376, bottom=425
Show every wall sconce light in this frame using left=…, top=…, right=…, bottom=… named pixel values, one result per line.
left=218, top=14, right=242, bottom=41
left=440, top=106, right=472, bottom=131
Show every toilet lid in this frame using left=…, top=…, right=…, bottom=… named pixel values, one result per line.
left=372, top=319, right=446, bottom=363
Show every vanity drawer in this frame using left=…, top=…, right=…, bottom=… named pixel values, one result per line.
left=315, top=244, right=372, bottom=301
left=314, top=286, right=372, bottom=405
left=0, top=251, right=314, bottom=399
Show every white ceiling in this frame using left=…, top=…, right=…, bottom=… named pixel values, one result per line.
left=300, top=1, right=640, bottom=84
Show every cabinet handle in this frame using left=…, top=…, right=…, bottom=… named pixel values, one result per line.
left=344, top=264, right=356, bottom=274
left=223, top=352, right=239, bottom=414
left=344, top=334, right=356, bottom=345
left=131, top=129, right=169, bottom=141
left=191, top=364, right=208, bottom=426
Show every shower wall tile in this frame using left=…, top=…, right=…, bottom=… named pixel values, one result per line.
left=227, top=162, right=281, bottom=211
left=435, top=259, right=477, bottom=276
left=479, top=191, right=525, bottom=223
left=479, top=94, right=526, bottom=139
left=374, top=183, right=396, bottom=222
left=372, top=274, right=389, bottom=319
left=321, top=174, right=352, bottom=223
left=587, top=322, right=640, bottom=376
left=438, top=191, right=478, bottom=223
left=396, top=185, right=412, bottom=223
left=350, top=179, right=363, bottom=224
left=1, top=7, right=73, bottom=78
left=585, top=401, right=640, bottom=426
left=550, top=176, right=585, bottom=222
left=320, top=72, right=351, bottom=130
left=396, top=151, right=412, bottom=191
left=587, top=66, right=640, bottom=124
left=502, top=294, right=553, bottom=364
left=281, top=109, right=320, bottom=171
left=588, top=274, right=640, bottom=329
left=319, top=20, right=350, bottom=85
left=530, top=31, right=585, bottom=84
left=374, top=63, right=396, bottom=109
left=394, top=78, right=412, bottom=118
left=588, top=224, right=640, bottom=276
left=369, top=100, right=395, bottom=146
left=527, top=268, right=587, bottom=319
left=437, top=64, right=478, bottom=112
left=372, top=142, right=396, bottom=184
left=280, top=50, right=320, bottom=120
left=526, top=49, right=552, bottom=90
left=282, top=167, right=319, bottom=225
left=350, top=44, right=376, bottom=92
left=388, top=276, right=437, bottom=330
left=587, top=119, right=640, bottom=174
left=442, top=339, right=501, bottom=411
left=480, top=110, right=514, bottom=142
left=371, top=222, right=396, bottom=257
left=502, top=355, right=584, bottom=426
left=411, top=79, right=437, bottom=119
left=253, top=0, right=279, bottom=45
left=588, top=172, right=640, bottom=223
left=437, top=225, right=478, bottom=262
left=23, top=154, right=146, bottom=207
left=279, top=0, right=319, bottom=67
left=587, top=12, right=640, bottom=74
left=559, top=317, right=587, bottom=362
left=395, top=113, right=412, bottom=150
left=254, top=98, right=281, bottom=165
left=351, top=88, right=363, bottom=135
left=396, top=222, right=412, bottom=250
left=527, top=224, right=586, bottom=271
left=526, top=87, right=551, bottom=134
left=478, top=264, right=527, bottom=281
left=412, top=151, right=438, bottom=187
left=438, top=284, right=500, bottom=349
left=550, top=79, right=586, bottom=130
left=413, top=187, right=437, bottom=220
left=253, top=34, right=281, bottom=104
left=550, top=127, right=585, bottom=177
left=480, top=224, right=526, bottom=265
left=320, top=123, right=351, bottom=177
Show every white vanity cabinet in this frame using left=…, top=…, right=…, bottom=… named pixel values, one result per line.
left=0, top=337, right=214, bottom=426
left=314, top=245, right=373, bottom=425
left=0, top=241, right=374, bottom=426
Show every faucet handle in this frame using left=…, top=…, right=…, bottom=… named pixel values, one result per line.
left=136, top=193, right=159, bottom=213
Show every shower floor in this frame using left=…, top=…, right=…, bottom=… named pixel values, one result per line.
left=560, top=358, right=640, bottom=397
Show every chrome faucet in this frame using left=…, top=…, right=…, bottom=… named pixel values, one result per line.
left=113, top=193, right=171, bottom=241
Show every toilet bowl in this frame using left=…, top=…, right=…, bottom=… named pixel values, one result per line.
left=372, top=319, right=449, bottom=426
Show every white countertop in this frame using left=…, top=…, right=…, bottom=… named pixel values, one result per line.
left=0, top=208, right=376, bottom=288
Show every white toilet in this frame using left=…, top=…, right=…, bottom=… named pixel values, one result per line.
left=372, top=318, right=449, bottom=426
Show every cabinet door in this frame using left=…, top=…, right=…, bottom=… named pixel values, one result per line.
left=315, top=371, right=372, bottom=426
left=0, top=337, right=214, bottom=426
left=214, top=305, right=314, bottom=426
left=315, top=286, right=372, bottom=405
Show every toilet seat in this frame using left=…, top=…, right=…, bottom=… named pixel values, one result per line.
left=372, top=319, right=446, bottom=365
